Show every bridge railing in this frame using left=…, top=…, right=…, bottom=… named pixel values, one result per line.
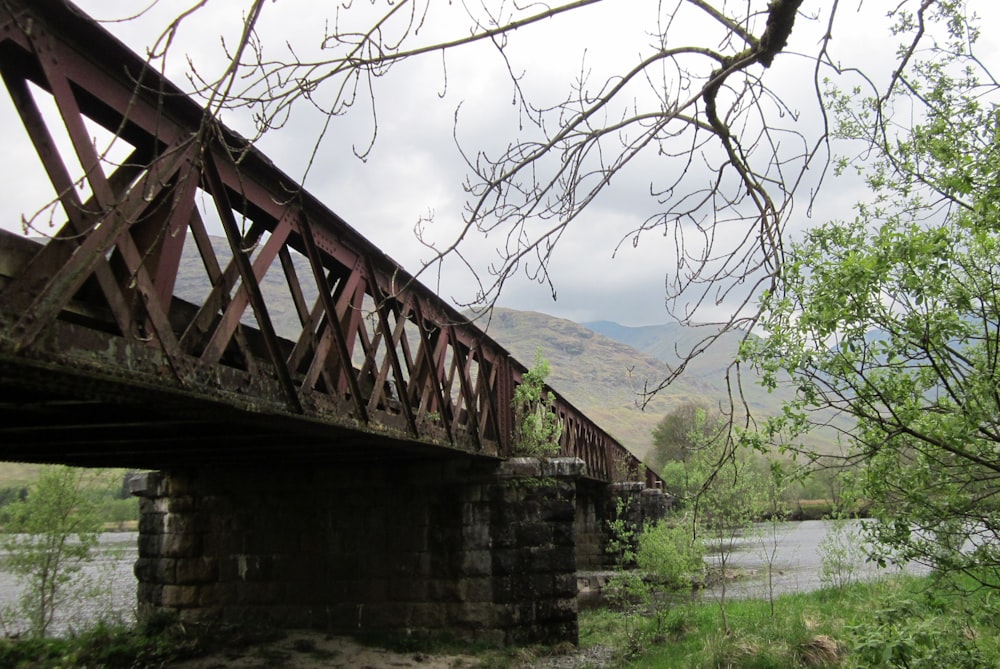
left=0, top=0, right=660, bottom=485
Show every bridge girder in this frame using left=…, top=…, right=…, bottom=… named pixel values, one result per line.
left=0, top=0, right=658, bottom=486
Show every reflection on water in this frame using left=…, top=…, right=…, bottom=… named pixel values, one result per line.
left=0, top=532, right=137, bottom=635
left=704, top=519, right=930, bottom=600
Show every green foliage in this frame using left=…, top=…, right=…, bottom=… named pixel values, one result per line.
left=637, top=518, right=705, bottom=591
left=604, top=496, right=637, bottom=569
left=846, top=600, right=987, bottom=668
left=744, top=4, right=1000, bottom=590
left=511, top=349, right=563, bottom=456
left=650, top=401, right=706, bottom=473
left=0, top=466, right=103, bottom=637
left=0, top=616, right=292, bottom=669
left=644, top=406, right=775, bottom=633
left=581, top=575, right=1000, bottom=669
left=818, top=514, right=868, bottom=591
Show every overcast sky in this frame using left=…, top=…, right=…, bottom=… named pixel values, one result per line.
left=3, top=1, right=998, bottom=327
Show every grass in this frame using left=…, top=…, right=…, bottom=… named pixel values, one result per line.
left=0, top=465, right=139, bottom=529
left=575, top=573, right=1000, bottom=668
left=0, top=615, right=290, bottom=669
left=0, top=463, right=43, bottom=488
left=1, top=569, right=998, bottom=668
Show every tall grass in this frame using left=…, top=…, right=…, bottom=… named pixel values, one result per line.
left=580, top=574, right=1000, bottom=668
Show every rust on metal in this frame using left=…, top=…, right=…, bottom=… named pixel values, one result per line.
left=0, top=0, right=660, bottom=485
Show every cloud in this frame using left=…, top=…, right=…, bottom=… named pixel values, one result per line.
left=3, top=1, right=998, bottom=328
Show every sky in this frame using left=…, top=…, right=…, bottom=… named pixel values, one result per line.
left=2, top=1, right=998, bottom=327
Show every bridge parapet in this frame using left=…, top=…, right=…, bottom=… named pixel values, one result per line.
left=0, top=0, right=659, bottom=484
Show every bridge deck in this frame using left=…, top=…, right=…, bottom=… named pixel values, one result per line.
left=0, top=0, right=659, bottom=485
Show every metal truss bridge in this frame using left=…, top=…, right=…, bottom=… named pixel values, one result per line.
left=0, top=0, right=658, bottom=484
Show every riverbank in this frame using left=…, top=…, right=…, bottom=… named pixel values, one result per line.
left=2, top=573, right=997, bottom=668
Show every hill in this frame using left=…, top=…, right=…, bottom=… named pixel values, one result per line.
left=581, top=319, right=792, bottom=415
left=580, top=317, right=847, bottom=457
left=477, top=309, right=734, bottom=461
left=479, top=310, right=847, bottom=463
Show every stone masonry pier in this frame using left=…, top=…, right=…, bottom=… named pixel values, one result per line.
left=134, top=457, right=588, bottom=645
left=133, top=457, right=668, bottom=645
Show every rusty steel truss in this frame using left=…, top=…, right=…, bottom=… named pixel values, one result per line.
left=0, top=0, right=659, bottom=484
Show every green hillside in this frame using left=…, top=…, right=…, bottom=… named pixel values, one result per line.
left=581, top=317, right=848, bottom=457
left=478, top=309, right=726, bottom=461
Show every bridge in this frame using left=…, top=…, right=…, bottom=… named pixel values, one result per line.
left=0, top=0, right=666, bottom=644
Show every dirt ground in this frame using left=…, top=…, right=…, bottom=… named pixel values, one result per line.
left=167, top=631, right=477, bottom=669
left=165, top=630, right=616, bottom=669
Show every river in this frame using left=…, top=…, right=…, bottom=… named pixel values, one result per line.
left=704, top=519, right=929, bottom=600
left=0, top=520, right=925, bottom=634
left=0, top=532, right=138, bottom=635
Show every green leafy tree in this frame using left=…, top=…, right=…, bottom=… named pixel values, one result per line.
left=693, top=438, right=767, bottom=633
left=654, top=407, right=769, bottom=632
left=744, top=3, right=1000, bottom=590
left=637, top=516, right=705, bottom=592
left=1, top=466, right=102, bottom=637
left=650, top=402, right=706, bottom=472
left=511, top=349, right=563, bottom=456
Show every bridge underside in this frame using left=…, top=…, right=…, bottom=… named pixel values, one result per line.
left=0, top=0, right=660, bottom=486
left=0, top=355, right=472, bottom=469
left=0, top=0, right=671, bottom=648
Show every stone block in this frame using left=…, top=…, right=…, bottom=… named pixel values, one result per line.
left=137, top=582, right=163, bottom=607
left=499, top=458, right=542, bottom=478
left=134, top=557, right=175, bottom=584
left=408, top=603, right=446, bottom=629
left=161, top=532, right=201, bottom=558
left=236, top=581, right=280, bottom=605
left=539, top=458, right=585, bottom=479
left=154, top=495, right=195, bottom=513
left=361, top=602, right=407, bottom=628
left=461, top=502, right=492, bottom=528
left=490, top=522, right=515, bottom=548
left=195, top=583, right=226, bottom=608
left=449, top=602, right=492, bottom=629
left=541, top=499, right=576, bottom=523
left=515, top=522, right=552, bottom=546
left=176, top=557, right=218, bottom=584
left=460, top=550, right=492, bottom=576
left=552, top=521, right=575, bottom=547
left=537, top=597, right=578, bottom=624
left=554, top=572, right=578, bottom=598
left=457, top=576, right=492, bottom=603
left=491, top=576, right=515, bottom=604
left=491, top=601, right=520, bottom=628
left=163, top=512, right=201, bottom=535
left=161, top=584, right=200, bottom=608
left=389, top=577, right=427, bottom=601
left=492, top=548, right=520, bottom=576
left=137, top=533, right=162, bottom=558
left=196, top=494, right=225, bottom=512
left=427, top=578, right=457, bottom=602
left=127, top=472, right=153, bottom=496
left=530, top=574, right=554, bottom=598
left=165, top=474, right=198, bottom=497
left=540, top=546, right=576, bottom=573
left=323, top=602, right=362, bottom=629
left=367, top=578, right=388, bottom=602
left=138, top=512, right=165, bottom=535
left=195, top=605, right=227, bottom=624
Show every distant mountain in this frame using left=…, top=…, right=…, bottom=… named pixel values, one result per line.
left=478, top=309, right=735, bottom=461
left=580, top=317, right=847, bottom=457
left=583, top=319, right=743, bottom=387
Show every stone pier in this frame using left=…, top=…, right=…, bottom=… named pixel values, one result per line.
left=132, top=457, right=585, bottom=645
